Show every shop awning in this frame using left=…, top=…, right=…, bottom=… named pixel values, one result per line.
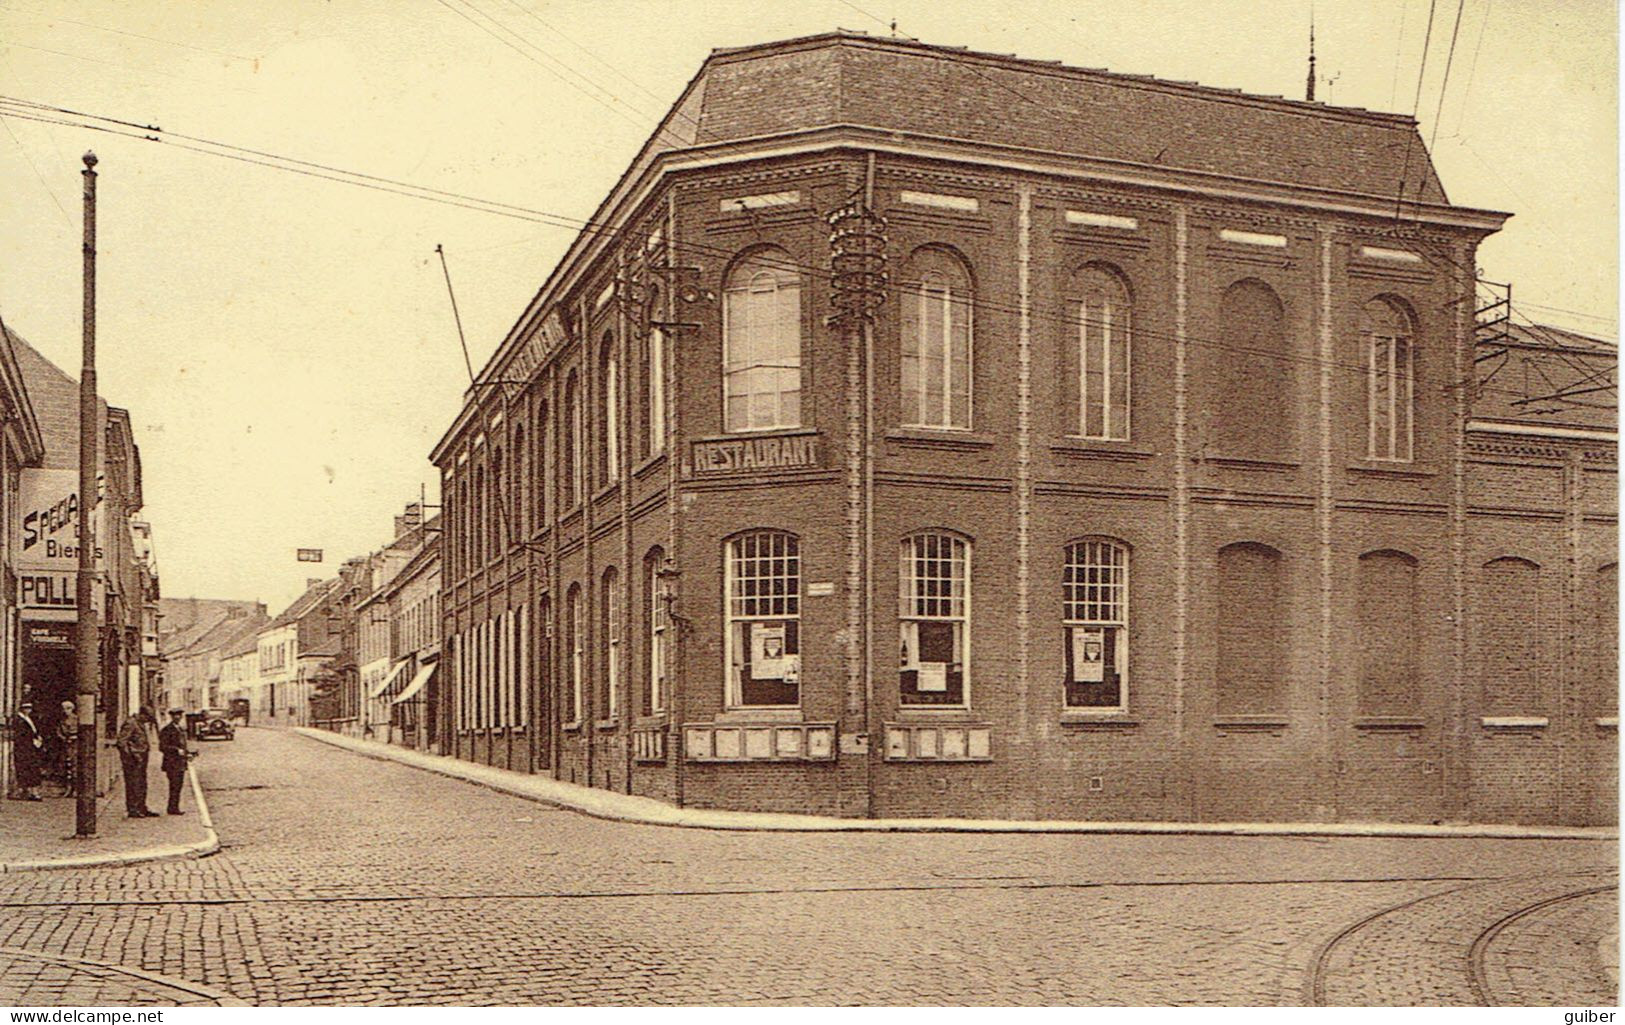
left=367, top=659, right=410, bottom=699
left=392, top=663, right=435, bottom=705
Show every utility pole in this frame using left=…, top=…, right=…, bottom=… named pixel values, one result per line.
left=75, top=151, right=100, bottom=837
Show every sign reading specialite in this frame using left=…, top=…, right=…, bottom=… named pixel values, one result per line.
left=690, top=435, right=819, bottom=475
left=16, top=469, right=104, bottom=621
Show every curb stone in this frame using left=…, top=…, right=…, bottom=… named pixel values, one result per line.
left=1, top=762, right=220, bottom=873
left=293, top=727, right=1620, bottom=841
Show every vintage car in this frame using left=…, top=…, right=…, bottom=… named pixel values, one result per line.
left=196, top=709, right=235, bottom=741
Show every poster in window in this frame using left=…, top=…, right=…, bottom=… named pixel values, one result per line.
left=1073, top=627, right=1105, bottom=683
left=750, top=621, right=787, bottom=679
left=917, top=662, right=948, bottom=692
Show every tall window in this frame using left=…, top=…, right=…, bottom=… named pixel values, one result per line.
left=648, top=326, right=666, bottom=455
left=725, top=531, right=800, bottom=707
left=473, top=464, right=486, bottom=564
left=644, top=546, right=667, bottom=714
left=456, top=475, right=469, bottom=577
left=490, top=446, right=504, bottom=554
left=1357, top=550, right=1419, bottom=715
left=723, top=250, right=801, bottom=432
left=534, top=402, right=549, bottom=526
left=566, top=584, right=583, bottom=724
left=1216, top=542, right=1286, bottom=714
left=1215, top=280, right=1290, bottom=459
left=1596, top=564, right=1618, bottom=718
left=600, top=334, right=620, bottom=484
left=1364, top=298, right=1415, bottom=461
left=900, top=532, right=969, bottom=706
left=901, top=249, right=972, bottom=429
left=1069, top=265, right=1131, bottom=440
left=561, top=371, right=581, bottom=508
left=601, top=567, right=620, bottom=719
left=513, top=425, right=527, bottom=539
left=1063, top=539, right=1128, bottom=710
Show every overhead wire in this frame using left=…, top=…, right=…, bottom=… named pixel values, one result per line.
left=1426, top=0, right=1468, bottom=153
left=3, top=95, right=1610, bottom=409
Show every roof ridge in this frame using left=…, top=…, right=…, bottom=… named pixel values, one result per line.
left=704, top=30, right=1416, bottom=126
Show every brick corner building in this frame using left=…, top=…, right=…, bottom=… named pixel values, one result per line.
left=430, top=32, right=1617, bottom=825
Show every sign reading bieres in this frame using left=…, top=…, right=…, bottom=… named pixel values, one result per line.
left=16, top=469, right=104, bottom=621
left=690, top=435, right=819, bottom=475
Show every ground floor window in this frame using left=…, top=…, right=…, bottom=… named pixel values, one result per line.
left=726, top=531, right=800, bottom=707
left=1063, top=539, right=1127, bottom=710
left=900, top=532, right=969, bottom=707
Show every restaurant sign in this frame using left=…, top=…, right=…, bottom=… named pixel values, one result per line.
left=690, top=434, right=819, bottom=476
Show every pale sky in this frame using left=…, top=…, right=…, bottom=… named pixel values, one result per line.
left=0, top=0, right=1616, bottom=611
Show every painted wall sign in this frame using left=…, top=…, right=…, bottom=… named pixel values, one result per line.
left=16, top=469, right=105, bottom=621
left=690, top=435, right=819, bottom=475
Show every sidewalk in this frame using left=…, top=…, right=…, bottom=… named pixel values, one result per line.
left=0, top=754, right=217, bottom=872
left=294, top=727, right=1620, bottom=841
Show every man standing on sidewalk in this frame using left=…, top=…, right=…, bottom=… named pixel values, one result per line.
left=8, top=700, right=43, bottom=800
left=158, top=708, right=190, bottom=815
left=116, top=707, right=157, bottom=817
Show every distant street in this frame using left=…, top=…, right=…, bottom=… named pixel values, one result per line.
left=0, top=728, right=1615, bottom=1006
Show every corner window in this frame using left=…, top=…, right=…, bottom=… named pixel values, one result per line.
left=725, top=531, right=800, bottom=707
left=1063, top=539, right=1127, bottom=710
left=723, top=251, right=801, bottom=432
left=901, top=250, right=973, bottom=429
left=900, top=532, right=969, bottom=706
left=1069, top=265, right=1131, bottom=440
left=1364, top=298, right=1415, bottom=462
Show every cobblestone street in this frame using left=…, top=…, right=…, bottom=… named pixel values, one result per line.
left=0, top=728, right=1616, bottom=1006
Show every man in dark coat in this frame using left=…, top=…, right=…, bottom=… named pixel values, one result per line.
left=158, top=708, right=190, bottom=815
left=8, top=700, right=43, bottom=800
left=116, top=707, right=157, bottom=817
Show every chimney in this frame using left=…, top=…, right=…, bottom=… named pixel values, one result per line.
left=395, top=501, right=424, bottom=539
left=307, top=578, right=322, bottom=589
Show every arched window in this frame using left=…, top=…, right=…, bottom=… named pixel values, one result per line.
left=1067, top=265, right=1132, bottom=440
left=512, top=425, right=527, bottom=540
left=1357, top=550, right=1419, bottom=715
left=900, top=532, right=970, bottom=707
left=599, top=332, right=620, bottom=485
left=901, top=249, right=973, bottom=429
left=1063, top=539, right=1129, bottom=710
left=490, top=446, right=504, bottom=555
left=1364, top=298, right=1415, bottom=461
left=472, top=464, right=486, bottom=565
left=1476, top=557, right=1544, bottom=715
left=725, top=531, right=800, bottom=707
left=561, top=371, right=581, bottom=509
left=456, top=474, right=469, bottom=577
left=1216, top=542, right=1286, bottom=713
left=723, top=250, right=801, bottom=432
left=565, top=584, right=583, bottom=725
left=601, top=567, right=620, bottom=719
left=1216, top=280, right=1290, bottom=459
left=648, top=324, right=666, bottom=455
left=534, top=401, right=549, bottom=526
left=644, top=546, right=667, bottom=715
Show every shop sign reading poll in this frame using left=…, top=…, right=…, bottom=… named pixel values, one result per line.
left=16, top=468, right=104, bottom=621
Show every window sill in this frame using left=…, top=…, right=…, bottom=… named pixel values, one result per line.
left=1597, top=716, right=1619, bottom=730
left=1348, top=462, right=1436, bottom=481
left=592, top=481, right=621, bottom=504
left=1480, top=715, right=1549, bottom=731
left=1200, top=455, right=1300, bottom=472
left=1212, top=715, right=1290, bottom=733
left=595, top=719, right=619, bottom=731
left=562, top=719, right=584, bottom=732
left=1050, top=438, right=1156, bottom=462
left=894, top=705, right=974, bottom=719
left=1059, top=711, right=1139, bottom=729
left=1353, top=715, right=1426, bottom=732
left=716, top=707, right=802, bottom=723
left=886, top=428, right=995, bottom=452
